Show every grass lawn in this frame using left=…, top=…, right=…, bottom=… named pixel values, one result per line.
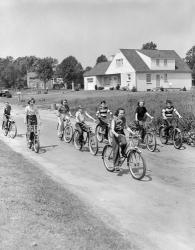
left=1, top=89, right=195, bottom=121
left=0, top=140, right=136, bottom=250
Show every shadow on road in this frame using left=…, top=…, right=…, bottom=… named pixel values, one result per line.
left=39, top=144, right=58, bottom=154
left=17, top=133, right=25, bottom=138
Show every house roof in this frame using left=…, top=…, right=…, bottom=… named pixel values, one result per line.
left=83, top=61, right=111, bottom=77
left=137, top=49, right=176, bottom=59
left=120, top=49, right=191, bottom=73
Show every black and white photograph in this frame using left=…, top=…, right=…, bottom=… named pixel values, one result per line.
left=0, top=0, right=194, bottom=249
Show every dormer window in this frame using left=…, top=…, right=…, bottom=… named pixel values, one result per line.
left=156, top=59, right=160, bottom=66
left=164, top=59, right=167, bottom=65
left=116, top=59, right=123, bottom=67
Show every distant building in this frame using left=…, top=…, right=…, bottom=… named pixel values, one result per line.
left=84, top=49, right=192, bottom=91
left=27, top=72, right=53, bottom=89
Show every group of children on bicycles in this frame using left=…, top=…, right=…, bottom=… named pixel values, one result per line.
left=3, top=98, right=182, bottom=171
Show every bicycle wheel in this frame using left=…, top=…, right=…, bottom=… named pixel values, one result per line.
left=173, top=128, right=183, bottom=149
left=64, top=125, right=73, bottom=143
left=34, top=140, right=40, bottom=153
left=145, top=132, right=156, bottom=152
left=96, top=125, right=104, bottom=142
left=26, top=133, right=32, bottom=149
left=89, top=133, right=98, bottom=155
left=9, top=123, right=17, bottom=139
left=2, top=121, right=8, bottom=136
left=127, top=150, right=146, bottom=180
left=108, top=128, right=113, bottom=145
left=73, top=130, right=83, bottom=150
left=159, top=126, right=168, bottom=144
left=102, top=144, right=115, bottom=172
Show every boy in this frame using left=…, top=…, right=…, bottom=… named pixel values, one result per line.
left=96, top=100, right=112, bottom=139
left=162, top=100, right=182, bottom=136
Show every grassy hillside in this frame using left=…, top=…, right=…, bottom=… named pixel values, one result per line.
left=2, top=89, right=195, bottom=122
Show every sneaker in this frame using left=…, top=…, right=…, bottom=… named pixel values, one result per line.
left=114, top=166, right=120, bottom=172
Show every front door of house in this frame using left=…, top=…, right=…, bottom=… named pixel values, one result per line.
left=156, top=74, right=160, bottom=88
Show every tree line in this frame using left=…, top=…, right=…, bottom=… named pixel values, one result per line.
left=0, top=42, right=194, bottom=90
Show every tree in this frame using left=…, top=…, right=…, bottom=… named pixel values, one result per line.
left=84, top=66, right=92, bottom=72
left=142, top=41, right=157, bottom=50
left=185, top=45, right=195, bottom=81
left=35, top=57, right=58, bottom=89
left=96, top=54, right=108, bottom=65
left=57, top=56, right=83, bottom=89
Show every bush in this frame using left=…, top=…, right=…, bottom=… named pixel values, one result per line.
left=116, top=84, right=120, bottom=90
left=98, top=86, right=104, bottom=90
left=121, top=87, right=128, bottom=91
left=109, top=87, right=114, bottom=90
left=131, top=86, right=137, bottom=92
left=183, top=86, right=187, bottom=91
left=160, top=87, right=164, bottom=92
left=95, top=85, right=97, bottom=90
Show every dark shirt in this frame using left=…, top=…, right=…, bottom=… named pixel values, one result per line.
left=135, top=106, right=147, bottom=121
left=114, top=116, right=126, bottom=134
left=4, top=105, right=11, bottom=116
left=58, top=104, right=70, bottom=114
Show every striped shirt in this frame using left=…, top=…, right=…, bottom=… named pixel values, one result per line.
left=162, top=106, right=176, bottom=118
left=96, top=105, right=111, bottom=119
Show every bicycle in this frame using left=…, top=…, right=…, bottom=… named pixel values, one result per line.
left=26, top=124, right=40, bottom=153
left=95, top=118, right=112, bottom=144
left=102, top=134, right=146, bottom=180
left=73, top=124, right=98, bottom=155
left=57, top=117, right=73, bottom=143
left=129, top=120, right=157, bottom=152
left=159, top=118, right=182, bottom=149
left=2, top=116, right=17, bottom=139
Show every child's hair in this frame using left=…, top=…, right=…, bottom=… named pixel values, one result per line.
left=137, top=100, right=145, bottom=106
left=166, top=99, right=172, bottom=105
left=115, top=108, right=125, bottom=116
left=28, top=98, right=35, bottom=105
left=61, top=99, right=67, bottom=105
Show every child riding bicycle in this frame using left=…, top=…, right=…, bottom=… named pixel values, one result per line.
left=135, top=100, right=153, bottom=143
left=3, top=102, right=12, bottom=128
left=111, top=108, right=134, bottom=171
left=75, top=105, right=96, bottom=141
left=96, top=100, right=112, bottom=139
left=57, top=99, right=72, bottom=138
left=24, top=98, right=41, bottom=144
left=162, top=99, right=182, bottom=136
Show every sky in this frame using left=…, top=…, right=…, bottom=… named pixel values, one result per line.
left=0, top=0, right=194, bottom=68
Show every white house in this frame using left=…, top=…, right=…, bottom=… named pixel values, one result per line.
left=84, top=49, right=192, bottom=91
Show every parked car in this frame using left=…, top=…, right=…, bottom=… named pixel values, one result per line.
left=0, top=89, right=12, bottom=98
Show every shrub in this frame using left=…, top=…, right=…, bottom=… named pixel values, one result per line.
left=116, top=84, right=120, bottom=90
left=109, top=87, right=114, bottom=90
left=183, top=86, right=187, bottom=91
left=98, top=86, right=104, bottom=90
left=121, top=87, right=128, bottom=91
left=131, top=86, right=137, bottom=92
left=160, top=87, right=164, bottom=92
left=95, top=85, right=97, bottom=90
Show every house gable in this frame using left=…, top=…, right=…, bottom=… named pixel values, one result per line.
left=106, top=51, right=135, bottom=74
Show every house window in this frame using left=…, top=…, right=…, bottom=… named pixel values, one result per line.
left=164, top=59, right=167, bottom=66
left=116, top=59, right=123, bottom=67
left=156, top=59, right=160, bottom=66
left=87, top=78, right=93, bottom=83
left=127, top=74, right=131, bottom=81
left=146, top=74, right=151, bottom=84
left=164, top=73, right=168, bottom=82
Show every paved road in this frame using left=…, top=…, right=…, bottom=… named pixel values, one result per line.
left=1, top=104, right=195, bottom=250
